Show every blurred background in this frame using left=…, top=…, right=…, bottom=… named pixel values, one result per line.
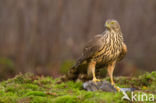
left=0, top=0, right=156, bottom=80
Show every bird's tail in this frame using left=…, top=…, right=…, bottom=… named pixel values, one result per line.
left=58, top=58, right=85, bottom=82
left=59, top=65, right=79, bottom=82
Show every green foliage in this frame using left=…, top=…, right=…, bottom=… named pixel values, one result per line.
left=0, top=72, right=155, bottom=103
left=60, top=60, right=75, bottom=74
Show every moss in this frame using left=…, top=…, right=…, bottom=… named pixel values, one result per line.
left=26, top=91, right=46, bottom=96
left=53, top=95, right=78, bottom=103
left=0, top=72, right=155, bottom=103
left=30, top=96, right=53, bottom=103
left=0, top=96, right=17, bottom=103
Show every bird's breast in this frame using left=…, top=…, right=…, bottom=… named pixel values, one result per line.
left=93, top=43, right=122, bottom=64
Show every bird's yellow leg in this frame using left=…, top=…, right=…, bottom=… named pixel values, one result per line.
left=92, top=67, right=100, bottom=82
left=88, top=60, right=100, bottom=83
left=107, top=61, right=120, bottom=91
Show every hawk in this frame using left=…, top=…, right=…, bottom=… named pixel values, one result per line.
left=62, top=19, right=127, bottom=91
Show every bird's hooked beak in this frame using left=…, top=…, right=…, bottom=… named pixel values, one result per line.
left=105, top=22, right=111, bottom=29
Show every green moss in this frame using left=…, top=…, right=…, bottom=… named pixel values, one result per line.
left=30, top=96, right=52, bottom=103
left=0, top=96, right=17, bottom=103
left=53, top=95, right=78, bottom=103
left=26, top=91, right=46, bottom=96
left=0, top=72, right=155, bottom=103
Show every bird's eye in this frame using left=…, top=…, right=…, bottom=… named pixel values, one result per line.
left=111, top=22, right=115, bottom=24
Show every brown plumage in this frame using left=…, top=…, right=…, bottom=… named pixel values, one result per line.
left=62, top=19, right=127, bottom=91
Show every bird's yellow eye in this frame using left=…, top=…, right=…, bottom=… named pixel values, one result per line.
left=111, top=21, right=115, bottom=24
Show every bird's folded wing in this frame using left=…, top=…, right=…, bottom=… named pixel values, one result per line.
left=118, top=42, right=127, bottom=61
left=75, top=34, right=105, bottom=67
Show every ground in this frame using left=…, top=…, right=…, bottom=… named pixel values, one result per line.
left=0, top=72, right=155, bottom=103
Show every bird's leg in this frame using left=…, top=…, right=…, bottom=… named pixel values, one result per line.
left=88, top=60, right=100, bottom=83
left=92, top=66, right=100, bottom=82
left=107, top=61, right=120, bottom=91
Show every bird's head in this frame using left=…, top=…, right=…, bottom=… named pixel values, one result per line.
left=105, top=19, right=120, bottom=31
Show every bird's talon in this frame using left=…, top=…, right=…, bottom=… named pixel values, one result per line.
left=115, top=86, right=121, bottom=92
left=92, top=78, right=100, bottom=83
left=111, top=82, right=115, bottom=86
left=114, top=85, right=120, bottom=92
left=111, top=84, right=120, bottom=92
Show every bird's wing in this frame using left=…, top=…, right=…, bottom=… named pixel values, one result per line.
left=118, top=42, right=127, bottom=61
left=82, top=35, right=104, bottom=59
left=74, top=34, right=104, bottom=67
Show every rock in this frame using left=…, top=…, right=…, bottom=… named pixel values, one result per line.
left=83, top=80, right=116, bottom=92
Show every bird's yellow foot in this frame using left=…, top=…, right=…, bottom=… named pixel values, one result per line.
left=92, top=78, right=100, bottom=83
left=114, top=85, right=121, bottom=92
left=112, top=85, right=121, bottom=92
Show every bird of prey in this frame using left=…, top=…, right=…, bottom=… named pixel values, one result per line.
left=62, top=19, right=127, bottom=91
